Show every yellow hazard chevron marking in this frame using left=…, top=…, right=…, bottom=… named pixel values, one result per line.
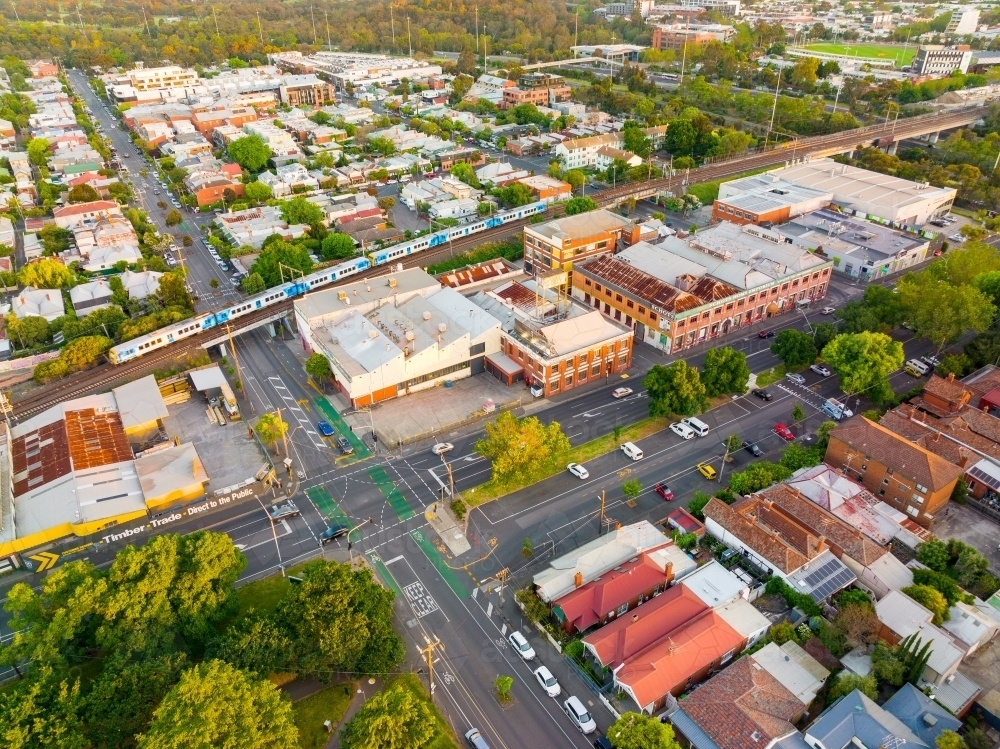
left=29, top=551, right=59, bottom=572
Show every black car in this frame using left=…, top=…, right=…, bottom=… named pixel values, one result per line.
left=336, top=436, right=354, bottom=455
left=757, top=330, right=775, bottom=339
left=752, top=388, right=773, bottom=401
left=594, top=738, right=613, bottom=749
left=742, top=440, right=763, bottom=457
left=320, top=524, right=350, bottom=544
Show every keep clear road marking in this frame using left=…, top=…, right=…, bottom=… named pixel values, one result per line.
left=268, top=375, right=325, bottom=448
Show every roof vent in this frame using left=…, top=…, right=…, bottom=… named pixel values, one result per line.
left=368, top=330, right=378, bottom=339
left=438, top=323, right=447, bottom=333
left=423, top=311, right=432, bottom=320
left=751, top=732, right=761, bottom=742
left=405, top=331, right=415, bottom=341
left=923, top=714, right=938, bottom=727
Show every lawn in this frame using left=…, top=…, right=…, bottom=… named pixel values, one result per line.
left=292, top=683, right=355, bottom=749
left=234, top=561, right=312, bottom=619
left=802, top=42, right=915, bottom=65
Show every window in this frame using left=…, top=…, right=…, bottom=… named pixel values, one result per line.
left=649, top=312, right=657, bottom=321
left=882, top=477, right=889, bottom=485
left=911, top=494, right=924, bottom=505
left=617, top=602, right=629, bottom=616
left=626, top=300, right=634, bottom=309
left=616, top=294, right=623, bottom=303
left=916, top=483, right=927, bottom=494
left=605, top=288, right=612, bottom=297
left=721, top=649, right=735, bottom=664
left=584, top=293, right=591, bottom=303
left=638, top=305, right=645, bottom=314
left=584, top=278, right=592, bottom=286
left=879, top=488, right=886, bottom=496
left=595, top=283, right=601, bottom=292
left=907, top=506, right=920, bottom=518
left=861, top=464, right=867, bottom=472
left=726, top=303, right=733, bottom=310
left=592, top=363, right=601, bottom=376
left=675, top=336, right=683, bottom=347
left=736, top=210, right=744, bottom=218
left=565, top=371, right=573, bottom=387
left=677, top=320, right=685, bottom=328
left=469, top=342, right=486, bottom=356
left=748, top=295, right=756, bottom=302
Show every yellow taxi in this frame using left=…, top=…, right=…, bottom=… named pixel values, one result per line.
left=696, top=462, right=717, bottom=480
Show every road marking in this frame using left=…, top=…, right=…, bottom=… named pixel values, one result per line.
left=28, top=551, right=59, bottom=572
left=268, top=375, right=325, bottom=448
left=403, top=581, right=440, bottom=618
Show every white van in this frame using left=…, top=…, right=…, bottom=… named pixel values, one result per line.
left=682, top=417, right=710, bottom=437
left=621, top=442, right=643, bottom=461
left=904, top=359, right=929, bottom=377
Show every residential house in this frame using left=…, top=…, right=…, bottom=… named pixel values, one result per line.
left=190, top=106, right=258, bottom=140
left=121, top=270, right=163, bottom=300
left=881, top=684, right=963, bottom=743
left=475, top=161, right=530, bottom=187
left=257, top=163, right=320, bottom=197
left=875, top=590, right=964, bottom=686
left=518, top=175, right=572, bottom=204
left=184, top=164, right=245, bottom=207
left=13, top=287, right=65, bottom=322
left=69, top=279, right=114, bottom=317
left=215, top=205, right=309, bottom=248
left=52, top=200, right=123, bottom=230
left=82, top=245, right=143, bottom=272
left=594, top=146, right=642, bottom=172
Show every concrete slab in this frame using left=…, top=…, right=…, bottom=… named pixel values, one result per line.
left=425, top=501, right=471, bottom=556
left=161, top=396, right=268, bottom=492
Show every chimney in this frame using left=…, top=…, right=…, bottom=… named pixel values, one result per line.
left=948, top=372, right=956, bottom=383
left=959, top=454, right=970, bottom=469
left=574, top=571, right=583, bottom=588
left=665, top=561, right=674, bottom=586
left=934, top=431, right=941, bottom=442
left=816, top=536, right=827, bottom=553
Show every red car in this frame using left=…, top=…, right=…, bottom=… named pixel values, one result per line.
left=655, top=483, right=674, bottom=501
left=774, top=423, right=795, bottom=441
left=758, top=330, right=775, bottom=339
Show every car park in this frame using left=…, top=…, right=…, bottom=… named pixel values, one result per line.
left=534, top=666, right=561, bottom=697
left=810, top=364, right=832, bottom=377
left=508, top=631, right=535, bottom=661
left=612, top=387, right=633, bottom=399
left=317, top=420, right=335, bottom=436
left=752, top=388, right=772, bottom=401
left=567, top=462, right=589, bottom=480
left=774, top=423, right=795, bottom=441
left=267, top=500, right=300, bottom=521
left=670, top=422, right=696, bottom=440
left=696, top=462, right=717, bottom=480
left=563, top=696, right=597, bottom=734
left=821, top=307, right=836, bottom=314
left=432, top=442, right=454, bottom=455
left=320, top=525, right=349, bottom=544
left=757, top=330, right=775, bottom=338
left=743, top=440, right=763, bottom=457
left=336, top=437, right=354, bottom=455
left=655, top=483, right=674, bottom=500
left=786, top=373, right=807, bottom=385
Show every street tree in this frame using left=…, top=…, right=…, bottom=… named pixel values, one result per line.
left=165, top=209, right=182, bottom=227
left=564, top=196, right=599, bottom=215
left=821, top=331, right=904, bottom=404
left=0, top=668, right=88, bottom=748
left=898, top=273, right=995, bottom=354
left=18, top=257, right=75, bottom=289
left=158, top=273, right=192, bottom=310
left=170, top=531, right=247, bottom=645
left=339, top=678, right=435, bottom=749
left=835, top=285, right=908, bottom=333
left=729, top=461, right=793, bottom=495
left=67, top=184, right=100, bottom=203
left=137, top=660, right=298, bottom=749
left=701, top=346, right=750, bottom=397
left=645, top=361, right=708, bottom=417
left=564, top=170, right=586, bottom=190
left=244, top=181, right=273, bottom=203
left=305, top=353, right=333, bottom=384
left=6, top=314, right=50, bottom=348
left=622, top=479, right=642, bottom=502
left=321, top=232, right=356, bottom=261
left=476, top=411, right=571, bottom=485
left=932, top=242, right=1000, bottom=286
left=206, top=615, right=292, bottom=678
left=279, top=196, right=324, bottom=227
left=250, top=239, right=313, bottom=288
left=770, top=329, right=818, bottom=369
left=607, top=712, right=681, bottom=749
left=241, top=272, right=265, bottom=295
left=227, top=134, right=271, bottom=172
left=255, top=413, right=289, bottom=455
left=26, top=136, right=50, bottom=166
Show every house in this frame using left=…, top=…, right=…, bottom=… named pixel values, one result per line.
left=805, top=689, right=940, bottom=749
left=13, top=286, right=65, bottom=322
left=475, top=161, right=530, bottom=187
left=875, top=590, right=964, bottom=686
left=518, top=175, right=572, bottom=204
left=826, top=416, right=965, bottom=527
left=184, top=167, right=245, bottom=207
left=120, top=270, right=163, bottom=300
left=82, top=245, right=143, bottom=272
left=69, top=279, right=113, bottom=316
left=594, top=146, right=642, bottom=171
left=257, top=163, right=320, bottom=198
left=881, top=684, right=962, bottom=745
left=52, top=200, right=122, bottom=230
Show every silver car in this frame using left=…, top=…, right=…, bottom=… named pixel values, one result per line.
left=786, top=373, right=807, bottom=385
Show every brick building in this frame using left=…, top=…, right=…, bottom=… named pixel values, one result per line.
left=651, top=23, right=735, bottom=51
left=278, top=75, right=336, bottom=107
left=499, top=72, right=571, bottom=110
left=523, top=209, right=638, bottom=277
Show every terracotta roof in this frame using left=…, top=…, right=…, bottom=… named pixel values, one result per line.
left=828, top=416, right=964, bottom=492
left=615, top=609, right=745, bottom=710
left=880, top=406, right=998, bottom=468
left=755, top=484, right=888, bottom=567
left=703, top=497, right=809, bottom=574
left=961, top=365, right=1000, bottom=399
left=942, top=406, right=1000, bottom=446
left=553, top=552, right=672, bottom=633
left=576, top=255, right=706, bottom=313
left=913, top=373, right=973, bottom=416
left=52, top=200, right=118, bottom=217
left=582, top=583, right=708, bottom=668
left=679, top=658, right=803, bottom=749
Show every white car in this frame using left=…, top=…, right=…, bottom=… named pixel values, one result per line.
left=948, top=233, right=964, bottom=243
left=810, top=364, right=832, bottom=377
left=567, top=463, right=589, bottom=480
left=431, top=442, right=454, bottom=455
left=534, top=666, right=561, bottom=697
left=786, top=373, right=807, bottom=385
left=508, top=630, right=535, bottom=661
left=611, top=387, right=633, bottom=399
left=670, top=422, right=696, bottom=440
left=563, top=695, right=597, bottom=734
left=821, top=307, right=836, bottom=315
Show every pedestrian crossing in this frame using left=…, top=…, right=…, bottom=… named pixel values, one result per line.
left=268, top=375, right=325, bottom=449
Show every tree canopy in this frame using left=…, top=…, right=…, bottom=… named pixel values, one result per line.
left=250, top=239, right=314, bottom=288
left=564, top=196, right=598, bottom=215
left=645, top=361, right=708, bottom=417
left=770, top=329, right=818, bottom=369
left=279, top=196, right=324, bottom=227
left=701, top=346, right=749, bottom=397
left=607, top=712, right=681, bottom=749
left=476, top=411, right=571, bottom=485
left=321, top=232, right=356, bottom=261
left=18, top=258, right=75, bottom=289
left=821, top=331, right=904, bottom=404
left=227, top=134, right=271, bottom=172
left=339, top=678, right=435, bottom=749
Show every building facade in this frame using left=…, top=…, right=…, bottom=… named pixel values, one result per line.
left=913, top=46, right=973, bottom=76
left=523, top=209, right=638, bottom=276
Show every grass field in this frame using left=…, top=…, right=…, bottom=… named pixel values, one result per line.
left=802, top=42, right=915, bottom=65
left=292, top=683, right=355, bottom=749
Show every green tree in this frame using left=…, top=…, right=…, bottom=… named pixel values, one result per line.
left=911, top=569, right=970, bottom=607
left=916, top=539, right=950, bottom=572
left=779, top=442, right=824, bottom=471
left=827, top=673, right=878, bottom=704
left=18, top=257, right=75, bottom=289
left=305, top=353, right=333, bottom=383
left=59, top=335, right=112, bottom=369
left=902, top=584, right=949, bottom=625
left=228, top=134, right=271, bottom=172
left=898, top=273, right=995, bottom=354
left=7, top=314, right=51, bottom=348
left=476, top=411, right=571, bottom=485
left=495, top=674, right=514, bottom=702
left=206, top=615, right=292, bottom=678
left=449, top=162, right=480, bottom=187
left=321, top=232, right=356, bottom=261
left=701, top=346, right=749, bottom=397
left=67, top=183, right=101, bottom=203
left=158, top=273, right=192, bottom=310
left=645, top=361, right=708, bottom=417
left=279, top=196, right=324, bottom=227
left=936, top=731, right=967, bottom=749
left=241, top=272, right=265, bottom=295
left=833, top=603, right=880, bottom=649
left=729, top=461, right=793, bottom=495
left=493, top=183, right=534, bottom=208
left=26, top=136, right=50, bottom=166
left=822, top=331, right=904, bottom=403
left=250, top=239, right=313, bottom=288
left=564, top=196, right=599, bottom=215
left=770, top=329, right=818, bottom=369
left=165, top=209, right=182, bottom=227
left=0, top=669, right=87, bottom=749
left=935, top=243, right=1000, bottom=287
left=244, top=181, right=273, bottom=204
left=871, top=642, right=905, bottom=686
left=171, top=531, right=247, bottom=645
left=339, top=678, right=435, bottom=749
left=954, top=545, right=989, bottom=588
left=836, top=285, right=908, bottom=333
left=564, top=170, right=586, bottom=191
left=622, top=123, right=652, bottom=159
left=137, top=660, right=298, bottom=749
left=622, top=479, right=642, bottom=502
left=607, top=711, right=681, bottom=749
left=255, top=412, right=289, bottom=455
left=688, top=490, right=712, bottom=520
left=276, top=560, right=404, bottom=677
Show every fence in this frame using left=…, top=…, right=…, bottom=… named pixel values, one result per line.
left=2, top=351, right=59, bottom=372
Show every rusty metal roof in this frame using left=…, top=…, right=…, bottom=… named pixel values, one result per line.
left=576, top=255, right=709, bottom=314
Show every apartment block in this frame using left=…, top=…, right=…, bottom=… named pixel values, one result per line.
left=278, top=74, right=336, bottom=107
left=523, top=209, right=638, bottom=276
left=651, top=23, right=736, bottom=51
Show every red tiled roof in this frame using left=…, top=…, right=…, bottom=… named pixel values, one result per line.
left=52, top=200, right=118, bottom=217
left=553, top=552, right=672, bottom=633
left=703, top=497, right=810, bottom=574
left=616, top=609, right=745, bottom=710
left=582, top=584, right=708, bottom=668
left=679, top=657, right=803, bottom=749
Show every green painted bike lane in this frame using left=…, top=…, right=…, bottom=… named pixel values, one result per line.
left=365, top=551, right=403, bottom=597
left=410, top=529, right=470, bottom=599
left=314, top=397, right=372, bottom=458
left=368, top=466, right=415, bottom=520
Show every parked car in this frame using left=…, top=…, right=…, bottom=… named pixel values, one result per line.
left=431, top=442, right=454, bottom=455
left=320, top=525, right=349, bottom=544
left=948, top=233, right=964, bottom=243
left=508, top=631, right=535, bottom=661
left=821, top=307, right=836, bottom=315
left=654, top=483, right=674, bottom=501
left=921, top=354, right=941, bottom=367
left=267, top=500, right=300, bottom=521
left=786, top=373, right=807, bottom=385
left=743, top=440, right=763, bottom=457
left=534, top=666, right=561, bottom=697
left=696, top=462, right=717, bottom=480
left=567, top=462, right=589, bottom=480
left=752, top=388, right=772, bottom=401
left=317, top=420, right=335, bottom=436
left=810, top=364, right=832, bottom=377
left=757, top=330, right=775, bottom=338
left=611, top=387, right=633, bottom=399
left=670, top=422, right=696, bottom=440
left=563, top=696, right=597, bottom=734
left=336, top=437, right=354, bottom=455
left=774, top=423, right=795, bottom=441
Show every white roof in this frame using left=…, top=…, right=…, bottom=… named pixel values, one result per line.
left=13, top=286, right=65, bottom=320
left=943, top=601, right=998, bottom=650
left=135, top=442, right=208, bottom=503
left=680, top=560, right=748, bottom=607
left=647, top=543, right=698, bottom=580
left=714, top=597, right=770, bottom=639
left=121, top=269, right=163, bottom=299
left=750, top=641, right=829, bottom=705
left=864, top=553, right=914, bottom=593
left=876, top=591, right=963, bottom=675
left=188, top=365, right=228, bottom=391
left=112, top=375, right=169, bottom=431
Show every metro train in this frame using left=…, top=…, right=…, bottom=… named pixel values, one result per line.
left=107, top=201, right=547, bottom=365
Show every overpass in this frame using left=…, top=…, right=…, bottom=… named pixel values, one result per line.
left=521, top=56, right=628, bottom=71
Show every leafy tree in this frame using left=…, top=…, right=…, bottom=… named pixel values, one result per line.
left=724, top=433, right=742, bottom=455
left=339, top=678, right=435, bottom=749
left=822, top=332, right=904, bottom=404
left=770, top=329, right=818, bottom=369
left=26, top=136, right=50, bottom=166
left=836, top=285, right=908, bottom=333
left=834, top=603, right=879, bottom=649
left=495, top=674, right=514, bottom=702
left=321, top=232, right=356, bottom=261
left=228, top=134, right=271, bottom=172
left=827, top=673, right=877, bottom=704
left=954, top=545, right=989, bottom=588
left=871, top=641, right=906, bottom=685
left=622, top=479, right=642, bottom=502
left=898, top=633, right=935, bottom=685
left=244, top=180, right=272, bottom=204
left=59, top=335, right=112, bottom=369
left=902, top=584, right=949, bottom=625
left=250, top=239, right=313, bottom=288
left=911, top=569, right=970, bottom=607
left=729, top=462, right=793, bottom=496
left=158, top=273, right=192, bottom=310
left=255, top=413, right=289, bottom=455
left=779, top=442, right=824, bottom=471
left=0, top=668, right=87, bottom=749
left=688, top=490, right=712, bottom=520
left=934, top=243, right=1000, bottom=287
left=6, top=314, right=51, bottom=348
left=564, top=196, right=599, bottom=215
left=366, top=136, right=396, bottom=157
left=812, top=322, right=837, bottom=353
left=936, top=731, right=967, bottom=749
left=898, top=273, right=995, bottom=354
left=18, top=258, right=75, bottom=289
left=916, top=539, right=950, bottom=572
left=305, top=353, right=333, bottom=383
left=449, top=162, right=480, bottom=187
left=241, top=272, right=265, bottom=295
left=378, top=197, right=395, bottom=212
left=67, top=184, right=100, bottom=203
left=769, top=621, right=797, bottom=645
left=645, top=361, right=708, bottom=417
left=279, top=196, right=324, bottom=227
left=137, top=660, right=297, bottom=749
left=493, top=183, right=534, bottom=208
left=276, top=560, right=404, bottom=677
left=701, top=346, right=749, bottom=397
left=621, top=123, right=652, bottom=159
left=816, top=420, right=837, bottom=450
left=164, top=209, right=182, bottom=227
left=171, top=531, right=246, bottom=645
left=476, top=411, right=571, bottom=485
left=564, top=170, right=586, bottom=191
left=206, top=615, right=292, bottom=678
left=607, top=711, right=681, bottom=749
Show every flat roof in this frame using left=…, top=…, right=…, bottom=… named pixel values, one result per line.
left=681, top=560, right=747, bottom=607
left=527, top=208, right=633, bottom=243
left=780, top=208, right=927, bottom=259
left=113, top=375, right=169, bottom=431
left=135, top=442, right=208, bottom=504
left=295, top=267, right=438, bottom=322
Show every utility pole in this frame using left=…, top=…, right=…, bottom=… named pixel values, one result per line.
left=141, top=6, right=151, bottom=36
left=574, top=11, right=579, bottom=50
left=225, top=324, right=250, bottom=413
left=310, top=5, right=318, bottom=46
left=483, top=24, right=487, bottom=70
left=765, top=66, right=782, bottom=148
left=496, top=567, right=509, bottom=603
left=212, top=6, right=219, bottom=36
left=325, top=12, right=331, bottom=50
left=679, top=15, right=690, bottom=84
left=475, top=7, right=479, bottom=58
left=390, top=5, right=396, bottom=51
left=407, top=17, right=412, bottom=57
left=256, top=10, right=264, bottom=45
left=598, top=490, right=606, bottom=533
left=10, top=2, right=19, bottom=23
left=420, top=637, right=443, bottom=698
left=275, top=406, right=289, bottom=457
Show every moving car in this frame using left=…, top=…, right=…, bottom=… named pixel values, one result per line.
left=670, top=422, right=696, bottom=440
left=774, top=423, right=795, bottom=441
left=508, top=631, right=535, bottom=661
left=317, top=420, right=335, bottom=436
left=336, top=437, right=354, bottom=455
left=534, top=666, right=561, bottom=697
left=465, top=728, right=490, bottom=749
left=810, top=364, right=832, bottom=377
left=655, top=483, right=674, bottom=501
left=786, top=373, right=807, bottom=385
left=752, top=388, right=772, bottom=401
left=320, top=525, right=349, bottom=544
left=821, top=307, right=836, bottom=315
left=696, top=462, right=717, bottom=480
left=563, top=696, right=597, bottom=734
left=743, top=440, right=763, bottom=457
left=431, top=442, right=454, bottom=455
left=267, top=500, right=300, bottom=521
left=567, top=462, right=589, bottom=480
left=757, top=330, right=775, bottom=338
left=611, top=387, right=633, bottom=399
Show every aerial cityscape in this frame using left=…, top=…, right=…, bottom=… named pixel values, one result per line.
left=2, top=0, right=1000, bottom=747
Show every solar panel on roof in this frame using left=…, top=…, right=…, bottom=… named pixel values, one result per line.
left=968, top=465, right=1000, bottom=492
left=802, top=558, right=840, bottom=588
